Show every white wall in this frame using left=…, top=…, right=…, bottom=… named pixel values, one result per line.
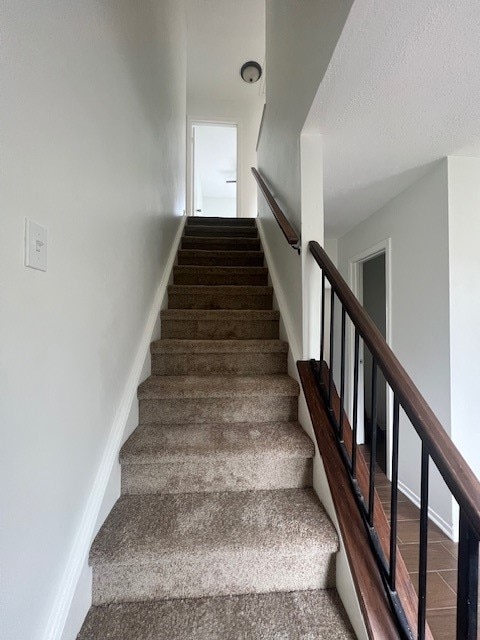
left=0, top=2, right=186, bottom=639
left=258, top=0, right=353, bottom=227
left=447, top=157, right=480, bottom=483
left=186, top=0, right=265, bottom=218
left=257, top=0, right=353, bottom=354
left=324, top=238, right=339, bottom=266
left=337, top=160, right=455, bottom=535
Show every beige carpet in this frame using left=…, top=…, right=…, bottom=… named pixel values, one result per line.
left=78, top=217, right=356, bottom=639
left=78, top=589, right=354, bottom=639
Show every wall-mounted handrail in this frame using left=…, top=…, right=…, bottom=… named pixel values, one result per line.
left=253, top=166, right=480, bottom=638
left=251, top=167, right=300, bottom=252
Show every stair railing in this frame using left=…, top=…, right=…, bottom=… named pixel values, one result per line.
left=309, top=240, right=480, bottom=640
left=254, top=166, right=480, bottom=640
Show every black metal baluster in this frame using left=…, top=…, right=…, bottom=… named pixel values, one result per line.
left=389, top=395, right=400, bottom=590
left=339, top=306, right=346, bottom=441
left=328, top=287, right=335, bottom=411
left=417, top=445, right=429, bottom=640
left=352, top=330, right=360, bottom=478
left=456, top=511, right=479, bottom=639
left=368, top=360, right=378, bottom=526
left=320, top=273, right=326, bottom=365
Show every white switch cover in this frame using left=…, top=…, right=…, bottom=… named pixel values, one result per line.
left=25, top=219, right=47, bottom=271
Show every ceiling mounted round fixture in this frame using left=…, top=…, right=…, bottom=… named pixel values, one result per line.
left=240, top=61, right=262, bottom=84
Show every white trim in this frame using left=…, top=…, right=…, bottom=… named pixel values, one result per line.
left=348, top=238, right=393, bottom=478
left=398, top=481, right=455, bottom=541
left=300, top=132, right=324, bottom=360
left=187, top=117, right=242, bottom=218
left=256, top=218, right=302, bottom=361
left=257, top=217, right=368, bottom=639
left=42, top=215, right=186, bottom=640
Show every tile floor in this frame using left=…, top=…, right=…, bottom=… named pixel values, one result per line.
left=360, top=447, right=475, bottom=639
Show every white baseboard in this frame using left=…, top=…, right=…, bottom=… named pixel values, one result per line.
left=43, top=215, right=186, bottom=640
left=256, top=219, right=302, bottom=362
left=398, top=480, right=455, bottom=541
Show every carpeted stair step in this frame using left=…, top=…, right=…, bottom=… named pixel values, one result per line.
left=161, top=309, right=279, bottom=339
left=89, top=488, right=338, bottom=604
left=168, top=285, right=273, bottom=310
left=77, top=213, right=354, bottom=636
left=182, top=236, right=261, bottom=252
left=187, top=216, right=256, bottom=227
left=120, top=421, right=314, bottom=494
left=177, top=249, right=264, bottom=267
left=138, top=374, right=299, bottom=424
left=184, top=225, right=258, bottom=238
left=173, top=265, right=269, bottom=286
left=78, top=588, right=355, bottom=639
left=151, top=339, right=287, bottom=375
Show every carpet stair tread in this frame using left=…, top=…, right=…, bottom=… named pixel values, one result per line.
left=187, top=216, right=256, bottom=226
left=120, top=421, right=314, bottom=464
left=177, top=249, right=264, bottom=266
left=90, top=489, right=338, bottom=566
left=167, top=284, right=273, bottom=310
left=184, top=225, right=258, bottom=237
left=151, top=339, right=287, bottom=354
left=78, top=589, right=355, bottom=639
left=137, top=374, right=299, bottom=399
left=173, top=265, right=268, bottom=286
left=150, top=339, right=288, bottom=376
left=161, top=308, right=278, bottom=321
left=181, top=236, right=261, bottom=251
left=168, top=284, right=272, bottom=295
left=160, top=309, right=280, bottom=340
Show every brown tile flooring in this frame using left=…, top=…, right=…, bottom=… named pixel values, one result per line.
left=361, top=447, right=468, bottom=639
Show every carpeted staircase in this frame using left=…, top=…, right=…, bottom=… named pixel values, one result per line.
left=78, top=217, right=355, bottom=639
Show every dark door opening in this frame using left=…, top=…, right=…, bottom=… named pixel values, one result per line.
left=362, top=253, right=387, bottom=474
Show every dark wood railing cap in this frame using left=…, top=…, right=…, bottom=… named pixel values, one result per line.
left=309, top=239, right=480, bottom=538
left=253, top=166, right=480, bottom=635
left=251, top=167, right=300, bottom=250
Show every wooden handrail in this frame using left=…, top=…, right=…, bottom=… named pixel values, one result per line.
left=309, top=239, right=480, bottom=538
left=251, top=167, right=300, bottom=250
left=253, top=163, right=480, bottom=635
left=297, top=361, right=430, bottom=639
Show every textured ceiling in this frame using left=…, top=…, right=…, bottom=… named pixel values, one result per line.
left=304, top=0, right=480, bottom=238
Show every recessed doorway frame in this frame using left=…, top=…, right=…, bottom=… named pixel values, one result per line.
left=349, top=238, right=393, bottom=479
left=186, top=117, right=242, bottom=218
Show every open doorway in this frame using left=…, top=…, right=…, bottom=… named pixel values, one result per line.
left=191, top=123, right=238, bottom=217
left=362, top=253, right=387, bottom=474
left=350, top=239, right=392, bottom=477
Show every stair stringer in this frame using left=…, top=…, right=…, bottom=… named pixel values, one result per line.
left=257, top=217, right=368, bottom=640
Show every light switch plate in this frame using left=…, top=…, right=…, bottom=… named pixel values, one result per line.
left=25, top=219, right=47, bottom=271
